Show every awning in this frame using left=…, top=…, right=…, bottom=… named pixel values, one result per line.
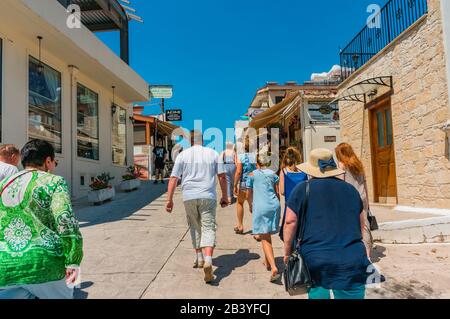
left=249, top=93, right=301, bottom=129
left=157, top=120, right=180, bottom=136
left=332, top=76, right=393, bottom=104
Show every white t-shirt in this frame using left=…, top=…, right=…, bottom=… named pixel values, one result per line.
left=171, top=145, right=225, bottom=202
left=0, top=162, right=19, bottom=183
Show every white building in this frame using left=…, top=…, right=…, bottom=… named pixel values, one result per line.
left=0, top=0, right=149, bottom=199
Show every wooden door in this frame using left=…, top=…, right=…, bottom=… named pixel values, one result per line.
left=369, top=98, right=397, bottom=204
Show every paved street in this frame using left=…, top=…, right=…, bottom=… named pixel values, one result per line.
left=73, top=181, right=450, bottom=299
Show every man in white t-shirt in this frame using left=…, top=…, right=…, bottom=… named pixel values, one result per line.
left=166, top=131, right=228, bottom=284
left=0, top=144, right=20, bottom=182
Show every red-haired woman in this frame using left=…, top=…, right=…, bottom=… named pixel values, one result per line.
left=335, top=143, right=373, bottom=258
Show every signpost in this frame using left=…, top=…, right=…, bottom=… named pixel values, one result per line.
left=149, top=85, right=173, bottom=99
left=165, top=109, right=182, bottom=122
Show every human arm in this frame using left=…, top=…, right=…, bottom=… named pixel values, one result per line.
left=218, top=173, right=229, bottom=207
left=166, top=177, right=178, bottom=213
left=50, top=177, right=83, bottom=282
left=279, top=170, right=285, bottom=196
left=234, top=154, right=242, bottom=196
left=283, top=207, right=298, bottom=264
left=166, top=155, right=183, bottom=213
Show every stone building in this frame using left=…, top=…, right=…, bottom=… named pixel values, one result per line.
left=336, top=0, right=450, bottom=210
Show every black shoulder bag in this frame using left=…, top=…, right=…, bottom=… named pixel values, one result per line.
left=283, top=181, right=313, bottom=296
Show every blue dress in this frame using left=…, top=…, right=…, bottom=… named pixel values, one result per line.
left=279, top=169, right=307, bottom=241
left=248, top=169, right=281, bottom=235
left=238, top=153, right=256, bottom=190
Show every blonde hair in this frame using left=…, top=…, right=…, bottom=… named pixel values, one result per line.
left=0, top=144, right=20, bottom=158
left=257, top=153, right=271, bottom=167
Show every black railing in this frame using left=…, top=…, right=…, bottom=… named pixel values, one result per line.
left=340, top=0, right=428, bottom=81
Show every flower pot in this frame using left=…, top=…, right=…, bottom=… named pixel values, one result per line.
left=88, top=187, right=115, bottom=205
left=120, top=179, right=141, bottom=192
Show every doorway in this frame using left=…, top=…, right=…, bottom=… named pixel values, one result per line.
left=368, top=96, right=398, bottom=204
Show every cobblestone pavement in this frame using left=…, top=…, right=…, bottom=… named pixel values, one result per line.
left=73, top=181, right=450, bottom=299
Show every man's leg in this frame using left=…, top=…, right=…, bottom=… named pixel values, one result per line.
left=0, top=287, right=35, bottom=299
left=184, top=200, right=202, bottom=267
left=154, top=168, right=159, bottom=184
left=199, top=199, right=217, bottom=283
left=25, top=279, right=74, bottom=299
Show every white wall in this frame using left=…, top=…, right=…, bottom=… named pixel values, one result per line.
left=442, top=0, right=450, bottom=112
left=0, top=27, right=135, bottom=199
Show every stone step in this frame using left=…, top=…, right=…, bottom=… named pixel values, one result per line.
left=373, top=216, right=450, bottom=244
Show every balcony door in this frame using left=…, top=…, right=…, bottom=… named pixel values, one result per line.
left=369, top=96, right=397, bottom=204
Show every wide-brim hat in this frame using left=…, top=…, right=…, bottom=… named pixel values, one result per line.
left=298, top=148, right=345, bottom=178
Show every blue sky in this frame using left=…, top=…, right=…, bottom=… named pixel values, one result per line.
left=98, top=0, right=387, bottom=135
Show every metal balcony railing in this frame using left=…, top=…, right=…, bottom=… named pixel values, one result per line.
left=340, top=0, right=428, bottom=81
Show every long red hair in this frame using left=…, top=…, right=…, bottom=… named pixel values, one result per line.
left=335, top=143, right=365, bottom=177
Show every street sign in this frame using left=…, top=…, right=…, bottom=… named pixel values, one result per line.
left=149, top=85, right=173, bottom=99
left=166, top=109, right=182, bottom=121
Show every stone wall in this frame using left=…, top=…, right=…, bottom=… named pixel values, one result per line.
left=338, top=0, right=450, bottom=209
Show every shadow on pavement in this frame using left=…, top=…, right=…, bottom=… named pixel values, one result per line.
left=371, top=245, right=387, bottom=263
left=212, top=249, right=260, bottom=285
left=73, top=181, right=167, bottom=228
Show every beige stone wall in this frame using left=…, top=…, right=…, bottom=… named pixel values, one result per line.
left=339, top=0, right=450, bottom=209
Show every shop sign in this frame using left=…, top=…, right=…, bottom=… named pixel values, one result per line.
left=308, top=102, right=339, bottom=124
left=149, top=85, right=173, bottom=99
left=166, top=109, right=182, bottom=121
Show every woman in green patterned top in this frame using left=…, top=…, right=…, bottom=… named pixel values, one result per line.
left=0, top=140, right=83, bottom=299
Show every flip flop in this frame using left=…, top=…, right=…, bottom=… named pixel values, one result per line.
left=234, top=227, right=244, bottom=234
left=253, top=235, right=262, bottom=242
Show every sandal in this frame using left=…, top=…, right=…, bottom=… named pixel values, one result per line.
left=234, top=227, right=244, bottom=235
left=253, top=235, right=262, bottom=242
left=270, top=273, right=281, bottom=283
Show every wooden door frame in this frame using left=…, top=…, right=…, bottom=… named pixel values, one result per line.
left=366, top=93, right=398, bottom=203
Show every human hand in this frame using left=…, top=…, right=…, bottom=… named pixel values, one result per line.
left=166, top=200, right=174, bottom=213
left=283, top=255, right=290, bottom=265
left=220, top=197, right=229, bottom=208
left=233, top=186, right=239, bottom=197
left=66, top=266, right=80, bottom=288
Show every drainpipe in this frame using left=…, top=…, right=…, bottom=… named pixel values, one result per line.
left=68, top=65, right=79, bottom=198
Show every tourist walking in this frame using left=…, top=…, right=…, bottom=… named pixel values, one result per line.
left=283, top=148, right=371, bottom=299
left=233, top=137, right=256, bottom=234
left=248, top=153, right=281, bottom=283
left=220, top=142, right=237, bottom=204
left=153, top=139, right=168, bottom=184
left=0, top=139, right=83, bottom=299
left=335, top=143, right=373, bottom=258
left=166, top=131, right=229, bottom=284
left=0, top=144, right=20, bottom=182
left=278, top=147, right=307, bottom=241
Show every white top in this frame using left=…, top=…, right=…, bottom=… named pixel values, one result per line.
left=0, top=162, right=19, bottom=183
left=171, top=145, right=225, bottom=202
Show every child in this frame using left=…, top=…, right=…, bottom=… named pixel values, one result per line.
left=248, top=153, right=281, bottom=283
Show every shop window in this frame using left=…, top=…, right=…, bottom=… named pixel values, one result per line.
left=112, top=105, right=127, bottom=166
left=28, top=56, right=62, bottom=153
left=77, top=84, right=99, bottom=160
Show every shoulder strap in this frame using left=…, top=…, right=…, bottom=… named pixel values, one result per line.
left=295, top=181, right=310, bottom=249
left=0, top=170, right=35, bottom=197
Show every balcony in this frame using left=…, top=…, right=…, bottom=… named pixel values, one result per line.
left=340, top=0, right=428, bottom=81
left=57, top=0, right=130, bottom=64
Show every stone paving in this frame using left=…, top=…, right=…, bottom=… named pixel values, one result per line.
left=73, top=181, right=450, bottom=299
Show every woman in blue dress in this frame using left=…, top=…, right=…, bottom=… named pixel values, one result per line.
left=279, top=147, right=307, bottom=241
left=248, top=153, right=281, bottom=283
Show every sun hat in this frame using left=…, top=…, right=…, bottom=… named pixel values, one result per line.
left=298, top=148, right=345, bottom=178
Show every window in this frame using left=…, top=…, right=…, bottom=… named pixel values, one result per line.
left=28, top=56, right=62, bottom=153
left=112, top=105, right=127, bottom=166
left=77, top=84, right=99, bottom=160
left=275, top=96, right=284, bottom=104
left=376, top=111, right=385, bottom=148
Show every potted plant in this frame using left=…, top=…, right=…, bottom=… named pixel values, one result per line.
left=88, top=173, right=115, bottom=205
left=120, top=165, right=143, bottom=192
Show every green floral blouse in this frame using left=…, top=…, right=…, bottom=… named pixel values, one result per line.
left=0, top=170, right=83, bottom=287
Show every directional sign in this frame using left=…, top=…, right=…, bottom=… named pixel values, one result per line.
left=149, top=85, right=173, bottom=99
left=166, top=109, right=182, bottom=121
